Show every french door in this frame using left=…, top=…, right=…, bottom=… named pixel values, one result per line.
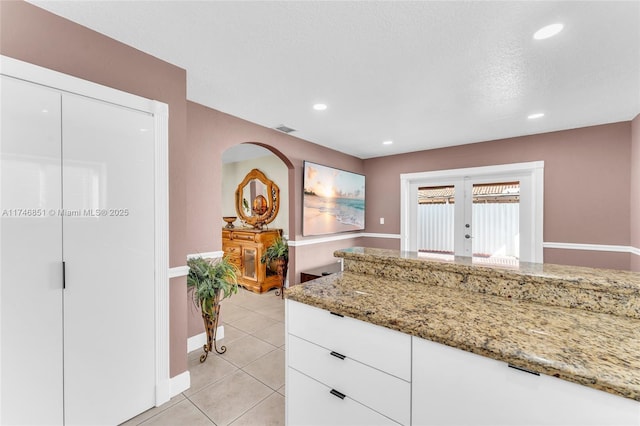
left=401, top=162, right=544, bottom=264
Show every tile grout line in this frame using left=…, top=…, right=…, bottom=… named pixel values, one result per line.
left=182, top=392, right=219, bottom=426
left=225, top=390, right=280, bottom=426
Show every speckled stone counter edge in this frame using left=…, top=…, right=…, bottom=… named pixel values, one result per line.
left=336, top=247, right=640, bottom=319
left=285, top=272, right=640, bottom=402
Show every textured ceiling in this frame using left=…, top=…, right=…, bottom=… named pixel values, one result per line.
left=29, top=1, right=640, bottom=159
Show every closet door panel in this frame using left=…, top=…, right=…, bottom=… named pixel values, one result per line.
left=0, top=77, right=64, bottom=425
left=62, top=95, right=155, bottom=425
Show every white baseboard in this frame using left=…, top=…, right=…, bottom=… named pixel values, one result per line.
left=169, top=370, right=190, bottom=399
left=155, top=378, right=172, bottom=406
left=187, top=327, right=224, bottom=353
left=543, top=242, right=637, bottom=254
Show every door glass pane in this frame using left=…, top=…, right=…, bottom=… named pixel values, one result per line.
left=244, top=248, right=257, bottom=279
left=417, top=185, right=455, bottom=260
left=471, top=182, right=519, bottom=266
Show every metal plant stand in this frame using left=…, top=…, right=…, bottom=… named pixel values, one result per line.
left=200, top=300, right=225, bottom=363
left=274, top=258, right=288, bottom=299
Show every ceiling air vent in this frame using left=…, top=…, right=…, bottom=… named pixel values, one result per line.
left=273, top=124, right=297, bottom=134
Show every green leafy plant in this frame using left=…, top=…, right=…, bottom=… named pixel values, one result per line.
left=187, top=256, right=238, bottom=314
left=261, top=236, right=289, bottom=264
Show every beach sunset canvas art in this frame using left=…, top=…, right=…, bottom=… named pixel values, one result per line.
left=303, top=161, right=365, bottom=236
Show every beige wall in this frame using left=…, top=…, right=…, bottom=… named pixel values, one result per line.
left=363, top=122, right=634, bottom=270
left=186, top=101, right=364, bottom=337
left=222, top=154, right=290, bottom=234
left=631, top=114, right=640, bottom=272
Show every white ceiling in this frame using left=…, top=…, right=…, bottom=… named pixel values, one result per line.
left=29, top=1, right=640, bottom=159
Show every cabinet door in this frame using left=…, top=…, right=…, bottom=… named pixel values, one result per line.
left=62, top=94, right=155, bottom=425
left=0, top=76, right=64, bottom=425
left=242, top=246, right=258, bottom=281
left=412, top=336, right=640, bottom=426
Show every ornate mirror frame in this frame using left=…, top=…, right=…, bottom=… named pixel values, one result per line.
left=235, top=168, right=280, bottom=229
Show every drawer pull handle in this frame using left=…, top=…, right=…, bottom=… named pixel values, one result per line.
left=508, top=364, right=540, bottom=376
left=330, top=351, right=346, bottom=360
left=330, top=389, right=346, bottom=400
left=330, top=311, right=344, bottom=317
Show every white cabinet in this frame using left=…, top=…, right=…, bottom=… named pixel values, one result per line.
left=1, top=59, right=166, bottom=425
left=286, top=300, right=411, bottom=425
left=412, top=336, right=640, bottom=426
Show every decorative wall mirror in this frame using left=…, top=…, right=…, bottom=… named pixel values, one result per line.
left=235, top=168, right=280, bottom=229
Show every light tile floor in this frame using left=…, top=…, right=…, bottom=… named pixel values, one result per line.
left=123, top=288, right=285, bottom=426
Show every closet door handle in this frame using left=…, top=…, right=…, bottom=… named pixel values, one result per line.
left=62, top=261, right=66, bottom=289
left=330, top=351, right=346, bottom=360
left=330, top=389, right=346, bottom=400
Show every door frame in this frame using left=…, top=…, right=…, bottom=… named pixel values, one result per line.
left=400, top=161, right=544, bottom=263
left=0, top=55, right=171, bottom=405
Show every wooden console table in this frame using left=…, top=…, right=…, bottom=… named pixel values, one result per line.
left=222, top=228, right=282, bottom=293
left=300, top=262, right=342, bottom=283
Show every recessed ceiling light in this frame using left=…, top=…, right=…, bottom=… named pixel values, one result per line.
left=313, top=103, right=327, bottom=111
left=533, top=23, right=564, bottom=40
left=382, top=140, right=393, bottom=145
left=527, top=113, right=545, bottom=120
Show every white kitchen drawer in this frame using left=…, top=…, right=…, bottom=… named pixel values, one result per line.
left=287, top=367, right=400, bottom=426
left=289, top=334, right=410, bottom=425
left=287, top=300, right=411, bottom=381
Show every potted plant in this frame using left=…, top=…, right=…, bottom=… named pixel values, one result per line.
left=187, top=256, right=238, bottom=362
left=261, top=236, right=289, bottom=298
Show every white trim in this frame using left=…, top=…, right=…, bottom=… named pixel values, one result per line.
left=400, top=161, right=545, bottom=182
left=287, top=232, right=401, bottom=247
left=187, top=327, right=225, bottom=354
left=360, top=232, right=401, bottom=239
left=0, top=56, right=154, bottom=114
left=186, top=251, right=224, bottom=260
left=544, top=242, right=640, bottom=254
left=153, top=101, right=171, bottom=406
left=289, top=233, right=362, bottom=247
left=169, top=371, right=190, bottom=399
left=169, top=252, right=225, bottom=279
left=169, top=266, right=190, bottom=279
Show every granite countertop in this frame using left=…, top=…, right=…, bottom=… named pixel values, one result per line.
left=337, top=247, right=640, bottom=319
left=286, top=265, right=640, bottom=402
left=337, top=247, right=640, bottom=294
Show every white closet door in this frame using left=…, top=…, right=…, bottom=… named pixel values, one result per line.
left=0, top=76, right=64, bottom=425
left=62, top=94, right=155, bottom=425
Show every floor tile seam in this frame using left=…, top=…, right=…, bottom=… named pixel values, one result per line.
left=241, top=344, right=281, bottom=365
left=134, top=397, right=195, bottom=426
left=240, top=366, right=284, bottom=393
left=225, top=390, right=279, bottom=426
left=184, top=366, right=240, bottom=398
left=182, top=392, right=220, bottom=426
left=248, top=328, right=284, bottom=346
left=132, top=394, right=186, bottom=425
